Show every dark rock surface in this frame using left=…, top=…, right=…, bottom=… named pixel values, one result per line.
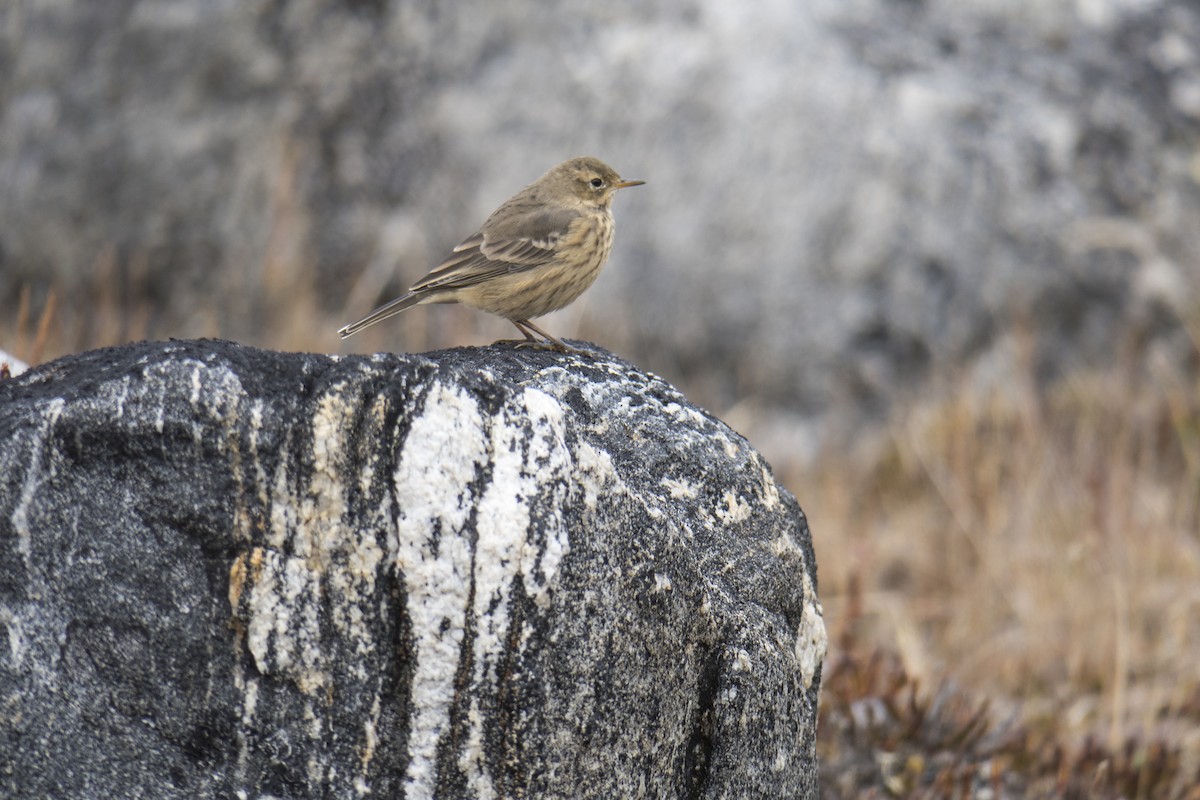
left=0, top=338, right=825, bottom=799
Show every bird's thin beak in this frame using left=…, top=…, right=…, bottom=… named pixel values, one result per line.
left=614, top=179, right=645, bottom=189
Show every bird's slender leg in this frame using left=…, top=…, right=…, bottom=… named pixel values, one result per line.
left=494, top=320, right=541, bottom=347
left=498, top=319, right=581, bottom=353
left=512, top=320, right=542, bottom=343
left=517, top=319, right=573, bottom=350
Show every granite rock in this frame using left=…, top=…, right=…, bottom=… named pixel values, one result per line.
left=0, top=338, right=824, bottom=799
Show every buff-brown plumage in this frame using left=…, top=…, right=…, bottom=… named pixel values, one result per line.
left=338, top=156, right=643, bottom=351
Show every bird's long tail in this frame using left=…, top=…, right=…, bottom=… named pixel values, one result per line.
left=338, top=292, right=424, bottom=338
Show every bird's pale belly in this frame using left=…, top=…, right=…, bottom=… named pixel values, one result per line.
left=456, top=214, right=614, bottom=320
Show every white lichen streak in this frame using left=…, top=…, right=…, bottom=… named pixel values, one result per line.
left=758, top=464, right=781, bottom=510
left=458, top=388, right=573, bottom=797
left=268, top=433, right=297, bottom=550
left=244, top=548, right=327, bottom=695
left=170, top=360, right=244, bottom=458
left=715, top=490, right=752, bottom=524
left=660, top=477, right=699, bottom=500
left=769, top=530, right=827, bottom=689
left=234, top=667, right=260, bottom=782
left=515, top=389, right=571, bottom=607
left=247, top=400, right=271, bottom=514
left=190, top=362, right=203, bottom=404
left=302, top=390, right=383, bottom=671
left=300, top=391, right=350, bottom=568
left=662, top=401, right=707, bottom=428
left=113, top=379, right=129, bottom=419
left=356, top=395, right=390, bottom=518
left=357, top=695, right=381, bottom=795
left=393, top=382, right=487, bottom=796
left=571, top=441, right=618, bottom=511
left=721, top=436, right=740, bottom=459
left=795, top=570, right=827, bottom=690
left=1, top=607, right=25, bottom=668
left=9, top=397, right=64, bottom=566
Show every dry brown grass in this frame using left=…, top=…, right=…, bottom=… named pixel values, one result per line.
left=5, top=253, right=1200, bottom=796
left=800, top=323, right=1200, bottom=797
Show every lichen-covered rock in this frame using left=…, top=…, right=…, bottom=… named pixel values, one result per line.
left=0, top=339, right=824, bottom=799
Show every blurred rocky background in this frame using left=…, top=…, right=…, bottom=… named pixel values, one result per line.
left=3, top=1, right=1200, bottom=795
left=5, top=0, right=1199, bottom=448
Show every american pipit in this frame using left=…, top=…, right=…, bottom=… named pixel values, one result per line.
left=338, top=156, right=644, bottom=351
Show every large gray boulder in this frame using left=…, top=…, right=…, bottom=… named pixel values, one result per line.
left=0, top=339, right=825, bottom=799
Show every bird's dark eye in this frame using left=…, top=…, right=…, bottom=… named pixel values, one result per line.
left=589, top=178, right=604, bottom=189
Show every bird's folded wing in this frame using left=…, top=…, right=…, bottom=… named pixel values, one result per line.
left=410, top=205, right=580, bottom=291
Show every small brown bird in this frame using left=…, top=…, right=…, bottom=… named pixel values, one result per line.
left=338, top=156, right=644, bottom=351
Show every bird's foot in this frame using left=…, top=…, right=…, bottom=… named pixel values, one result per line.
left=495, top=338, right=583, bottom=354
left=502, top=320, right=587, bottom=354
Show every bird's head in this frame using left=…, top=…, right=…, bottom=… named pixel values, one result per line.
left=549, top=156, right=645, bottom=209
